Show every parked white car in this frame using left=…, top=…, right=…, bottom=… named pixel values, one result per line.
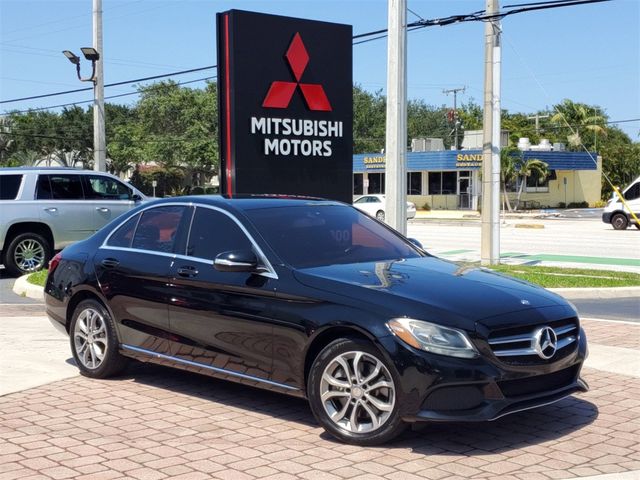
left=353, top=194, right=417, bottom=222
left=602, top=175, right=640, bottom=230
left=0, top=167, right=146, bottom=275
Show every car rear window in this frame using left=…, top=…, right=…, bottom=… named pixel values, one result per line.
left=0, top=174, right=23, bottom=200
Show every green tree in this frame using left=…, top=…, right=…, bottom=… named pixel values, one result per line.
left=550, top=100, right=607, bottom=150
left=500, top=146, right=520, bottom=211
left=514, top=157, right=549, bottom=210
left=353, top=85, right=386, bottom=154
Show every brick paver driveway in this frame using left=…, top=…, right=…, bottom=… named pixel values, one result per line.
left=1, top=320, right=639, bottom=480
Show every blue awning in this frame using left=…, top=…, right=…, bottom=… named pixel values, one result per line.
left=353, top=149, right=598, bottom=173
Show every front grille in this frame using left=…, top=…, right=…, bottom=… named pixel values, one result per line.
left=498, top=366, right=578, bottom=398
left=488, top=318, right=579, bottom=365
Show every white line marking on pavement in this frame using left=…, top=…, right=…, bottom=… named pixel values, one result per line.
left=581, top=317, right=640, bottom=326
left=560, top=471, right=640, bottom=480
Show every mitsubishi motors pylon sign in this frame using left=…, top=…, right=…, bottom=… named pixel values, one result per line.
left=216, top=10, right=353, bottom=203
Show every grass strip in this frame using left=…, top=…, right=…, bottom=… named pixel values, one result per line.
left=487, top=264, right=640, bottom=288
left=26, top=269, right=48, bottom=287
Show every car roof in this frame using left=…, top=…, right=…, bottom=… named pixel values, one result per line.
left=150, top=194, right=345, bottom=211
left=0, top=167, right=112, bottom=175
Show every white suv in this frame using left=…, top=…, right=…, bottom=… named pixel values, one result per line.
left=0, top=167, right=146, bottom=275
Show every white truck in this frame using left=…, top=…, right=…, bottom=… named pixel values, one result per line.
left=602, top=175, right=640, bottom=230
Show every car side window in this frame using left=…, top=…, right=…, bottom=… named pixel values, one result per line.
left=186, top=207, right=253, bottom=261
left=132, top=206, right=186, bottom=253
left=0, top=175, right=23, bottom=200
left=354, top=197, right=367, bottom=204
left=107, top=214, right=140, bottom=248
left=39, top=175, right=85, bottom=200
left=85, top=175, right=132, bottom=200
left=624, top=183, right=640, bottom=201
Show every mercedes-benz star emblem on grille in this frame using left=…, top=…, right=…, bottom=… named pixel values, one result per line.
left=533, top=326, right=558, bottom=359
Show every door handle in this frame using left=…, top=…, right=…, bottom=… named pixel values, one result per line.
left=44, top=207, right=57, bottom=213
left=177, top=266, right=199, bottom=278
left=101, top=258, right=120, bottom=268
left=96, top=207, right=110, bottom=213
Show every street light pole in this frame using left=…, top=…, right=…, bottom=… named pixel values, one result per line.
left=93, top=0, right=106, bottom=172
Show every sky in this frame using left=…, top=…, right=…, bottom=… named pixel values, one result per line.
left=0, top=0, right=638, bottom=139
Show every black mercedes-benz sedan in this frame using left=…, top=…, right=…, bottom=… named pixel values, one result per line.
left=45, top=196, right=588, bottom=445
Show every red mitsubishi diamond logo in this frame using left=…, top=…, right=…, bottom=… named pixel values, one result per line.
left=262, top=33, right=332, bottom=112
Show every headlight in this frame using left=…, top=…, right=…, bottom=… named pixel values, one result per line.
left=387, top=318, right=478, bottom=358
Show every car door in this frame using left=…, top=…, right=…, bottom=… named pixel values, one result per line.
left=94, top=205, right=190, bottom=356
left=36, top=174, right=94, bottom=247
left=167, top=205, right=277, bottom=383
left=82, top=174, right=137, bottom=231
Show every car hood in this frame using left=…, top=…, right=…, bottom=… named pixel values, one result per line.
left=293, top=256, right=568, bottom=330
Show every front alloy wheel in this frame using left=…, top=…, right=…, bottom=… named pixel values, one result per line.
left=320, top=351, right=395, bottom=433
left=308, top=338, right=405, bottom=445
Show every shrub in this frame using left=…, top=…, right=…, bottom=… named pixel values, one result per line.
left=567, top=201, right=589, bottom=208
left=422, top=202, right=431, bottom=211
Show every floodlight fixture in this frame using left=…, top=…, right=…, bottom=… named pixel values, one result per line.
left=80, top=47, right=100, bottom=61
left=62, top=50, right=80, bottom=65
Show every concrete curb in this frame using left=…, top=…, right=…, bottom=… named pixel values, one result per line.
left=12, top=275, right=44, bottom=301
left=550, top=286, right=640, bottom=299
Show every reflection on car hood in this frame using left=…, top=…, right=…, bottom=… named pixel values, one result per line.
left=293, top=257, right=568, bottom=329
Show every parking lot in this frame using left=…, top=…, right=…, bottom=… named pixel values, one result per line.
left=1, top=217, right=639, bottom=480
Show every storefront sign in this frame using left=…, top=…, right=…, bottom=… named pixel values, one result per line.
left=455, top=153, right=483, bottom=168
left=364, top=156, right=385, bottom=169
left=217, top=10, right=353, bottom=202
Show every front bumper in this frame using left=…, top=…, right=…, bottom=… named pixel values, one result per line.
left=602, top=211, right=613, bottom=224
left=379, top=328, right=589, bottom=423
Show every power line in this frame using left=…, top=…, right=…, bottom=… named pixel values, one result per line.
left=6, top=76, right=217, bottom=114
left=1, top=0, right=611, bottom=108
left=0, top=66, right=216, bottom=104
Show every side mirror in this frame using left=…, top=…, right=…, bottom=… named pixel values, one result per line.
left=132, top=194, right=143, bottom=202
left=214, top=250, right=259, bottom=273
left=408, top=238, right=424, bottom=249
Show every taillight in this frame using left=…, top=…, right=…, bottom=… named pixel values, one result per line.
left=49, top=253, right=62, bottom=274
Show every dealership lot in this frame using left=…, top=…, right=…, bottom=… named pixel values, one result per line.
left=0, top=318, right=638, bottom=480
left=1, top=216, right=639, bottom=479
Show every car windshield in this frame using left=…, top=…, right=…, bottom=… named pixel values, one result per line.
left=244, top=204, right=423, bottom=268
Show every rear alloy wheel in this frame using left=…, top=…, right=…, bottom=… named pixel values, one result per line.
left=376, top=210, right=385, bottom=222
left=70, top=299, right=128, bottom=378
left=4, top=232, right=51, bottom=276
left=308, top=338, right=406, bottom=445
left=611, top=213, right=628, bottom=230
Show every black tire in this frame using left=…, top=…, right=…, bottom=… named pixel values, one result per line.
left=307, top=337, right=406, bottom=445
left=635, top=223, right=640, bottom=230
left=4, top=232, right=51, bottom=276
left=376, top=210, right=385, bottom=222
left=69, top=299, right=128, bottom=378
left=611, top=213, right=629, bottom=230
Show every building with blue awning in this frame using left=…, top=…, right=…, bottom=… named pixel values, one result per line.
left=353, top=147, right=601, bottom=210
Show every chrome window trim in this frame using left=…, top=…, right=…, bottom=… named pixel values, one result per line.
left=121, top=344, right=298, bottom=391
left=101, top=201, right=278, bottom=279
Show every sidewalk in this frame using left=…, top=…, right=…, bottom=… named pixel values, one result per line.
left=1, top=285, right=639, bottom=479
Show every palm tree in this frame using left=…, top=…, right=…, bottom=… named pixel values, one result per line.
left=551, top=100, right=607, bottom=149
left=500, top=146, right=519, bottom=212
left=0, top=117, right=14, bottom=165
left=10, top=150, right=41, bottom=167
left=514, top=157, right=549, bottom=210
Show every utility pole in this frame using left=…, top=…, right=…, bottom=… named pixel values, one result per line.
left=93, top=0, right=106, bottom=172
left=443, top=86, right=465, bottom=149
left=527, top=113, right=549, bottom=134
left=385, top=0, right=408, bottom=235
left=481, top=0, right=501, bottom=265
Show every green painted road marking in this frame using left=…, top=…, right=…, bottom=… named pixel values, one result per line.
left=439, top=249, right=475, bottom=255
left=525, top=254, right=640, bottom=267
left=500, top=252, right=528, bottom=258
